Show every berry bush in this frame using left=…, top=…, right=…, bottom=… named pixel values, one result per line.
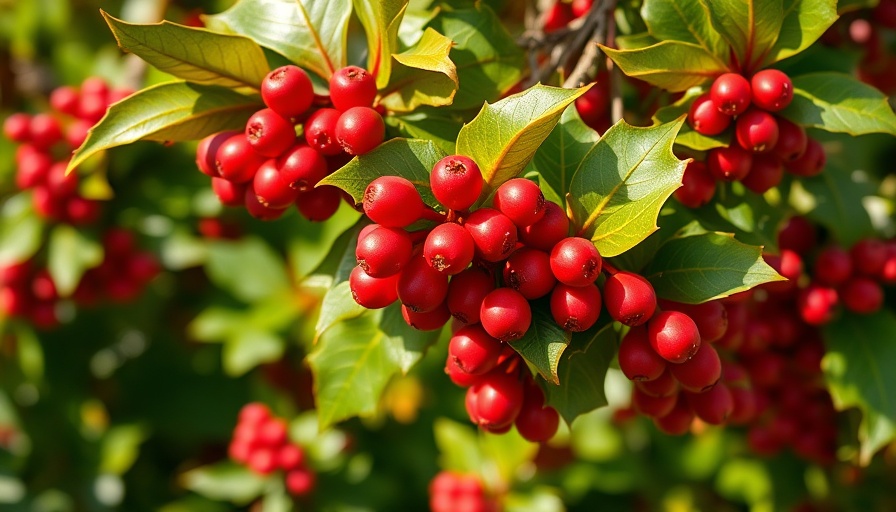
left=2, top=0, right=896, bottom=510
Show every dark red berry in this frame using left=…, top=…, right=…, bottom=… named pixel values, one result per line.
left=402, top=302, right=451, bottom=331
left=245, top=108, right=296, bottom=158
left=773, top=117, right=808, bottom=162
left=710, top=73, right=751, bottom=115
left=349, top=265, right=399, bottom=309
left=493, top=178, right=546, bottom=227
left=515, top=389, right=560, bottom=443
left=549, top=283, right=601, bottom=332
left=295, top=185, right=342, bottom=221
left=653, top=395, right=694, bottom=435
left=814, top=246, right=853, bottom=286
left=851, top=238, right=887, bottom=276
left=603, top=271, right=657, bottom=326
left=446, top=268, right=496, bottom=325
left=741, top=153, right=783, bottom=193
left=480, top=288, right=532, bottom=342
left=335, top=106, right=384, bottom=155
left=618, top=326, right=667, bottom=381
left=777, top=216, right=817, bottom=255
left=424, top=223, right=475, bottom=275
left=785, top=138, right=825, bottom=177
left=549, top=237, right=601, bottom=287
left=464, top=208, right=518, bottom=262
left=575, top=82, right=609, bottom=129
left=196, top=131, right=236, bottom=177
left=397, top=256, right=450, bottom=313
left=735, top=109, right=779, bottom=153
left=632, top=386, right=677, bottom=418
left=261, top=65, right=314, bottom=119
left=675, top=160, right=716, bottom=208
left=636, top=368, right=679, bottom=397
left=750, top=69, right=793, bottom=112
left=244, top=183, right=287, bottom=220
left=686, top=383, right=733, bottom=425
left=520, top=201, right=569, bottom=252
left=430, top=155, right=484, bottom=211
left=707, top=145, right=753, bottom=181
left=669, top=342, right=721, bottom=392
left=840, top=276, right=884, bottom=314
left=502, top=248, right=556, bottom=300
left=356, top=225, right=413, bottom=277
left=212, top=177, right=247, bottom=206
left=329, top=66, right=378, bottom=112
left=688, top=94, right=731, bottom=135
left=647, top=311, right=701, bottom=363
left=363, top=176, right=424, bottom=228
left=304, top=108, right=343, bottom=156
left=448, top=325, right=504, bottom=375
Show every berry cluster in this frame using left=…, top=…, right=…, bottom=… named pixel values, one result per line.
left=680, top=70, right=824, bottom=207
left=429, top=471, right=500, bottom=512
left=822, top=0, right=896, bottom=94
left=228, top=403, right=316, bottom=497
left=196, top=64, right=385, bottom=222
left=0, top=228, right=160, bottom=329
left=3, top=77, right=132, bottom=224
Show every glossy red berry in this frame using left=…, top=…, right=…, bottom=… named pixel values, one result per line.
left=216, top=133, right=266, bottom=184
left=397, top=256, right=450, bottom=313
left=515, top=388, right=560, bottom=443
left=402, top=302, right=451, bottom=331
left=448, top=325, right=503, bottom=375
left=329, top=66, right=378, bottom=112
left=196, top=131, right=236, bottom=177
left=710, top=73, right=751, bottom=115
left=349, top=265, right=399, bottom=309
left=245, top=108, right=296, bottom=158
left=502, top=248, right=556, bottom=300
left=647, top=311, right=701, bottom=363
left=549, top=237, right=601, bottom=287
left=675, top=160, right=716, bottom=208
left=632, top=387, right=677, bottom=418
left=303, top=108, right=343, bottom=156
left=773, top=117, right=808, bottom=162
left=575, top=82, right=610, bottom=129
left=363, top=176, right=424, bottom=228
left=741, top=153, right=784, bottom=194
left=480, top=287, right=532, bottom=342
left=464, top=208, right=518, bottom=262
left=430, top=155, right=483, bottom=211
left=636, top=368, right=679, bottom=397
left=261, top=65, right=314, bottom=119
left=424, top=222, right=475, bottom=275
left=335, top=106, right=384, bottom=155
left=603, top=271, right=657, bottom=326
left=467, top=371, right=524, bottom=429
left=549, top=283, right=601, bottom=332
left=29, top=114, right=63, bottom=149
left=543, top=0, right=574, bottom=32
left=253, top=159, right=299, bottom=208
left=669, top=342, right=722, bottom=392
left=686, top=383, right=733, bottom=425
left=688, top=94, right=731, bottom=135
left=668, top=300, right=728, bottom=343
left=520, top=201, right=569, bottom=252
left=786, top=138, right=825, bottom=177
left=653, top=395, right=694, bottom=435
left=244, top=183, right=287, bottom=221
left=798, top=284, right=838, bottom=325
left=840, top=276, right=884, bottom=314
left=618, top=326, right=667, bottom=381
left=750, top=69, right=793, bottom=112
left=356, top=225, right=413, bottom=278
left=278, top=143, right=328, bottom=191
left=211, top=177, right=245, bottom=207
left=446, top=268, right=496, bottom=325
left=493, top=178, right=546, bottom=227
left=735, top=109, right=779, bottom=153
left=707, top=145, right=753, bottom=181
left=295, top=185, right=342, bottom=221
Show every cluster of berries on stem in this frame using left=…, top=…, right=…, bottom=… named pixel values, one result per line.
left=228, top=402, right=316, bottom=497
left=196, top=64, right=386, bottom=221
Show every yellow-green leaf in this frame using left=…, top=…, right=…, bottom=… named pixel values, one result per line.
left=782, top=72, right=896, bottom=136
left=353, top=0, right=406, bottom=88
left=600, top=41, right=729, bottom=92
left=641, top=0, right=729, bottom=64
left=760, top=0, right=838, bottom=66
left=379, top=28, right=458, bottom=112
left=702, top=0, right=783, bottom=72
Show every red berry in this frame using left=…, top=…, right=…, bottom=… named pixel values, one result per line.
left=65, top=196, right=101, bottom=225
left=798, top=284, right=838, bottom=325
left=710, top=73, right=751, bottom=115
left=304, top=108, right=343, bottom=156
left=285, top=468, right=316, bottom=496
left=397, top=256, right=450, bottom=313
left=356, top=225, right=413, bottom=278
left=575, top=82, right=610, bottom=130
left=750, top=69, right=793, bottom=112
left=603, top=271, right=657, bottom=326
left=216, top=133, right=266, bottom=184
left=335, top=106, right=384, bottom=155
left=363, top=176, right=424, bottom=228
left=647, top=311, right=701, bottom=363
left=617, top=326, right=667, bottom=381
left=785, top=138, right=825, bottom=177
left=211, top=177, right=247, bottom=206
left=840, top=276, right=884, bottom=314
left=653, top=395, right=694, bottom=435
left=520, top=201, right=569, bottom=252
left=295, top=185, right=342, bottom=221
left=15, top=149, right=53, bottom=190
left=636, top=368, right=679, bottom=397
left=777, top=216, right=817, bottom=255
left=247, top=448, right=277, bottom=475
left=257, top=417, right=288, bottom=446
left=464, top=208, right=518, bottom=262
left=543, top=1, right=573, bottom=32
left=688, top=94, right=731, bottom=135
left=445, top=357, right=483, bottom=387
left=244, top=183, right=287, bottom=220
left=278, top=143, right=328, bottom=191
left=29, top=114, right=63, bottom=149
left=666, top=300, right=728, bottom=343
left=424, top=223, right=475, bottom=275
left=467, top=371, right=524, bottom=429
left=493, top=178, right=546, bottom=227
left=449, top=325, right=504, bottom=375
left=707, top=145, right=753, bottom=181
left=675, top=160, right=716, bottom=208
left=549, top=283, right=601, bottom=332
left=851, top=238, right=887, bottom=276
left=50, top=86, right=80, bottom=116
left=685, top=383, right=733, bottom=425
left=3, top=113, right=31, bottom=142
left=502, top=248, right=556, bottom=300
left=515, top=392, right=560, bottom=443
left=549, top=237, right=601, bottom=287
left=127, top=252, right=161, bottom=283
left=245, top=108, right=296, bottom=158
left=735, top=109, right=779, bottom=153
left=741, top=153, right=783, bottom=193
left=46, top=162, right=78, bottom=198
left=632, top=386, right=677, bottom=418
left=276, top=444, right=305, bottom=471
left=196, top=131, right=236, bottom=177
left=349, top=265, right=400, bottom=309
left=253, top=159, right=299, bottom=208
left=430, top=155, right=484, bottom=211
left=669, top=342, right=721, bottom=392
left=773, top=117, right=808, bottom=162
left=261, top=65, right=314, bottom=119
left=480, top=287, right=532, bottom=342
left=571, top=0, right=593, bottom=17
left=814, top=246, right=853, bottom=287
left=446, top=268, right=496, bottom=325
left=329, top=66, right=378, bottom=111
left=402, top=302, right=451, bottom=331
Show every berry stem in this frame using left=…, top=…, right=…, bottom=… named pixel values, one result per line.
left=602, top=260, right=620, bottom=276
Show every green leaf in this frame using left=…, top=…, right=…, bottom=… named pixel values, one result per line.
left=180, top=463, right=266, bottom=505
left=353, top=0, right=406, bottom=88
left=568, top=118, right=688, bottom=258
left=652, top=88, right=732, bottom=151
left=47, top=225, right=103, bottom=297
left=600, top=41, right=729, bottom=92
left=798, top=162, right=875, bottom=246
left=531, top=107, right=599, bottom=202
left=823, top=311, right=896, bottom=464
left=387, top=110, right=463, bottom=155
left=309, top=304, right=439, bottom=429
left=545, top=323, right=616, bottom=425
left=609, top=231, right=663, bottom=274
left=205, top=0, right=350, bottom=81
left=456, top=84, right=590, bottom=203
left=102, top=11, right=269, bottom=90
left=427, top=4, right=525, bottom=111
left=510, top=306, right=571, bottom=385
left=68, top=81, right=260, bottom=172
left=379, top=28, right=458, bottom=112
left=781, top=72, right=896, bottom=136
left=644, top=232, right=784, bottom=304
left=433, top=418, right=485, bottom=474
left=760, top=0, right=838, bottom=66
left=206, top=237, right=290, bottom=302
left=702, top=0, right=783, bottom=72
left=0, top=194, right=43, bottom=266
left=12, top=324, right=43, bottom=384
left=318, top=138, right=447, bottom=209
left=680, top=182, right=786, bottom=249
left=641, top=0, right=728, bottom=63
left=223, top=328, right=285, bottom=376
left=188, top=307, right=246, bottom=342
left=313, top=225, right=367, bottom=339
left=100, top=425, right=147, bottom=475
